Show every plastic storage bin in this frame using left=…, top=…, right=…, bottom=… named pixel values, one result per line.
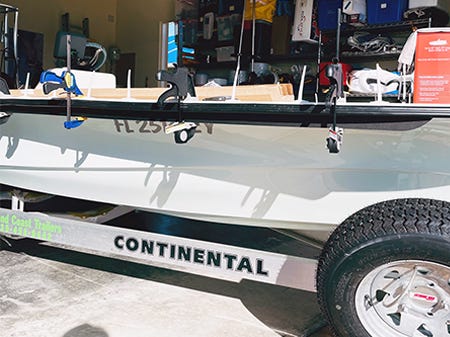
left=409, top=0, right=448, bottom=9
left=216, top=16, right=234, bottom=41
left=318, top=0, right=343, bottom=30
left=216, top=46, right=236, bottom=62
left=367, top=0, right=408, bottom=25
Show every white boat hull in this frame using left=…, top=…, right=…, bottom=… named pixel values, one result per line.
left=1, top=113, right=449, bottom=230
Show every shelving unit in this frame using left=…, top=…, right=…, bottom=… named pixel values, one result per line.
left=176, top=1, right=449, bottom=103
left=321, top=17, right=433, bottom=62
left=186, top=17, right=435, bottom=69
left=316, top=12, right=444, bottom=103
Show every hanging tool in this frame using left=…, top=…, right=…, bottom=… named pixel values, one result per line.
left=325, top=58, right=344, bottom=154
left=40, top=70, right=83, bottom=96
left=39, top=34, right=86, bottom=129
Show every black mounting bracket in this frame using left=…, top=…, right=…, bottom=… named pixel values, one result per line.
left=156, top=66, right=196, bottom=107
left=325, top=59, right=344, bottom=108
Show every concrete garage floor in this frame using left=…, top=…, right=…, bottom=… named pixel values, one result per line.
left=0, top=203, right=332, bottom=337
left=0, top=238, right=330, bottom=337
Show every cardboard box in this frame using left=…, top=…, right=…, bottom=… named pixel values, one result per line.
left=414, top=31, right=450, bottom=103
left=292, top=0, right=319, bottom=42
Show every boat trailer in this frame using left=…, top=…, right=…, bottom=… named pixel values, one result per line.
left=0, top=193, right=318, bottom=293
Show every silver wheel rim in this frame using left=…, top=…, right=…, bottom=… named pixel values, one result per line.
left=355, top=260, right=450, bottom=337
left=179, top=130, right=188, bottom=142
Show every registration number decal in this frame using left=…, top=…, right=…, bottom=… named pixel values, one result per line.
left=114, top=120, right=213, bottom=135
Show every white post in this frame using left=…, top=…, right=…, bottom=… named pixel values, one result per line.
left=127, top=68, right=132, bottom=99
left=11, top=195, right=24, bottom=211
left=87, top=71, right=95, bottom=98
left=376, top=63, right=382, bottom=103
left=23, top=72, right=30, bottom=96
left=297, top=65, right=307, bottom=103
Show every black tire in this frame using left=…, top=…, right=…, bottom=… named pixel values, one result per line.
left=316, top=198, right=450, bottom=337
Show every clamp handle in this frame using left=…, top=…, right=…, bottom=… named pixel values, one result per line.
left=40, top=70, right=83, bottom=96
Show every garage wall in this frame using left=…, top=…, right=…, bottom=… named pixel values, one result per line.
left=4, top=0, right=173, bottom=86
left=116, top=0, right=175, bottom=87
left=5, top=0, right=117, bottom=70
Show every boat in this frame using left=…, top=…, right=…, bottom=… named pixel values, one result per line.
left=0, top=16, right=449, bottom=337
left=0, top=66, right=448, bottom=231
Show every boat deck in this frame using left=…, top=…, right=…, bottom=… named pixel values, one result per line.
left=1, top=83, right=450, bottom=127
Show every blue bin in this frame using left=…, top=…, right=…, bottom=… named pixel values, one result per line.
left=367, top=0, right=408, bottom=25
left=318, top=0, right=343, bottom=30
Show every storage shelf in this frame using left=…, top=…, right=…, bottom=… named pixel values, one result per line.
left=345, top=18, right=431, bottom=33
left=190, top=53, right=318, bottom=70
left=266, top=53, right=317, bottom=62
left=321, top=18, right=433, bottom=62
left=341, top=49, right=402, bottom=60
left=322, top=18, right=431, bottom=35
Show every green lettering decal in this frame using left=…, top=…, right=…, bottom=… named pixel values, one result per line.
left=0, top=213, right=63, bottom=239
left=0, top=214, right=9, bottom=225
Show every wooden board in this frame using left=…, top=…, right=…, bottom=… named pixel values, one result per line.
left=9, top=83, right=295, bottom=102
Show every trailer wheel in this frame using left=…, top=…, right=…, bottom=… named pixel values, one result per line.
left=174, top=127, right=196, bottom=144
left=316, top=199, right=450, bottom=337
